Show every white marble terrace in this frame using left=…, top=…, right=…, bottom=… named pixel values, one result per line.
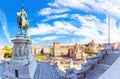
left=98, top=51, right=120, bottom=79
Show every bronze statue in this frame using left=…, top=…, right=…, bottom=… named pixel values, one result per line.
left=16, top=5, right=29, bottom=35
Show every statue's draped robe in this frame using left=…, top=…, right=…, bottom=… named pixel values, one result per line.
left=17, top=11, right=29, bottom=33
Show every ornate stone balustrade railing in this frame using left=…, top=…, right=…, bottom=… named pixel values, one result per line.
left=65, top=49, right=108, bottom=79
left=51, top=63, right=64, bottom=79
left=88, top=55, right=99, bottom=67
left=70, top=70, right=84, bottom=79
left=81, top=62, right=92, bottom=72
left=106, top=49, right=113, bottom=54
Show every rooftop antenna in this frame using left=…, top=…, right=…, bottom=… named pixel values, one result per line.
left=108, top=15, right=110, bottom=45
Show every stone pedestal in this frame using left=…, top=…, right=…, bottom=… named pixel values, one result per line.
left=105, top=44, right=113, bottom=54
left=2, top=34, right=37, bottom=79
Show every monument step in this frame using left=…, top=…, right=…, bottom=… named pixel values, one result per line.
left=33, top=62, right=60, bottom=79
left=85, top=53, right=120, bottom=79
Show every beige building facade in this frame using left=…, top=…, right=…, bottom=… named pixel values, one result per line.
left=32, top=46, right=41, bottom=55
left=31, top=40, right=101, bottom=57
left=53, top=42, right=68, bottom=57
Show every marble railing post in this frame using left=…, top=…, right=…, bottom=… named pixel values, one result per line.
left=98, top=50, right=107, bottom=61
left=70, top=70, right=84, bottom=79
left=88, top=55, right=99, bottom=69
left=81, top=62, right=92, bottom=72
left=66, top=68, right=75, bottom=76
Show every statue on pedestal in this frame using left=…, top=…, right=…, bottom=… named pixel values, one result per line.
left=2, top=5, right=37, bottom=79
left=16, top=5, right=29, bottom=35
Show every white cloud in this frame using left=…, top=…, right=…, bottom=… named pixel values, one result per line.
left=28, top=21, right=78, bottom=36
left=0, top=9, right=11, bottom=44
left=35, top=0, right=120, bottom=45
left=31, top=35, right=64, bottom=45
left=71, top=14, right=106, bottom=33
left=48, top=0, right=89, bottom=10
left=72, top=14, right=120, bottom=44
left=28, top=23, right=54, bottom=35
left=42, top=14, right=68, bottom=22
left=48, top=0, right=120, bottom=17
left=29, top=13, right=120, bottom=44
left=40, top=35, right=64, bottom=41
left=39, top=7, right=69, bottom=15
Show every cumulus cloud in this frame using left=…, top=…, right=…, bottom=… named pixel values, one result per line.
left=71, top=14, right=106, bottom=35
left=48, top=0, right=89, bottom=10
left=0, top=9, right=11, bottom=44
left=39, top=7, right=69, bottom=15
left=72, top=14, right=120, bottom=44
left=42, top=14, right=68, bottom=22
left=48, top=0, right=120, bottom=17
left=33, top=0, right=120, bottom=45
left=31, top=35, right=65, bottom=45
left=28, top=21, right=78, bottom=36
left=29, top=13, right=120, bottom=44
left=31, top=35, right=64, bottom=41
left=40, top=35, right=64, bottom=41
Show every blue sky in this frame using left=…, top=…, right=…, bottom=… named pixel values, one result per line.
left=0, top=0, right=120, bottom=46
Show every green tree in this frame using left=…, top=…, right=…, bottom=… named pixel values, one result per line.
left=85, top=50, right=98, bottom=55
left=35, top=55, right=47, bottom=61
left=3, top=46, right=13, bottom=58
